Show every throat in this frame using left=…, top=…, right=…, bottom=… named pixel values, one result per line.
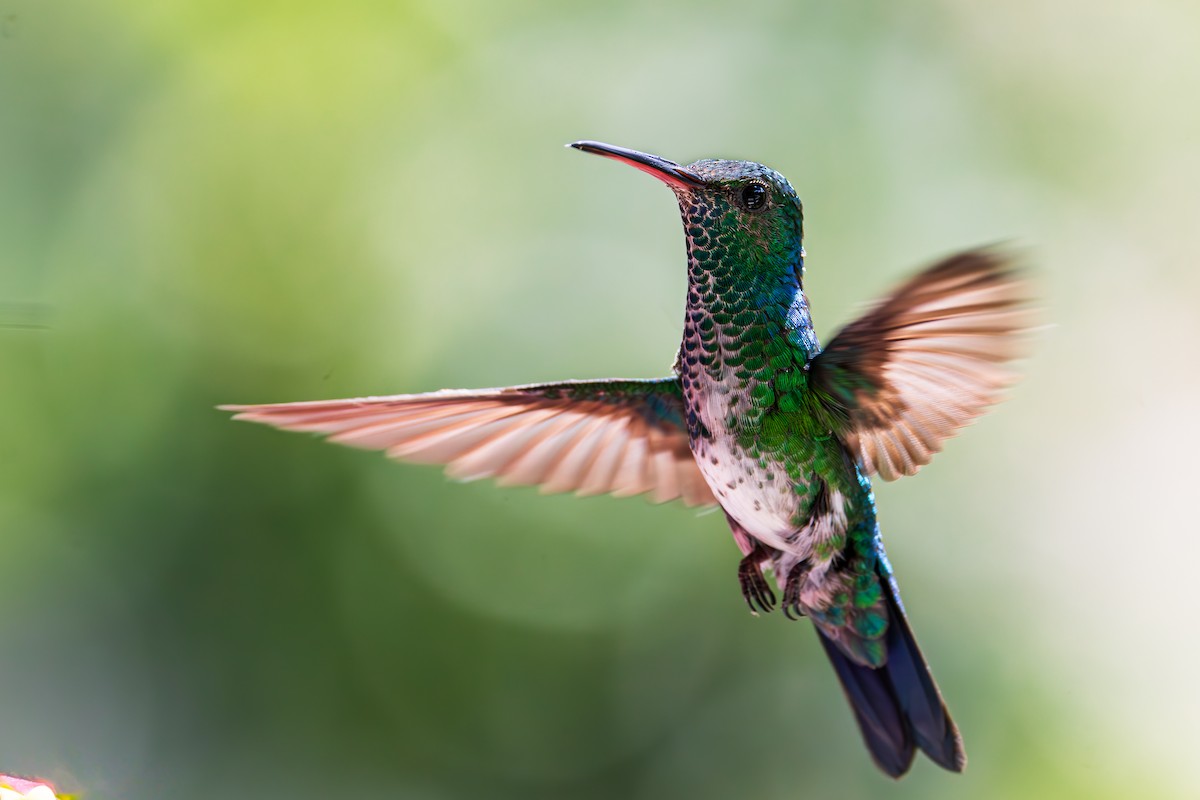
left=679, top=274, right=819, bottom=377
left=674, top=232, right=824, bottom=445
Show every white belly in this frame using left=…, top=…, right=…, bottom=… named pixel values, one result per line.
left=692, top=436, right=805, bottom=553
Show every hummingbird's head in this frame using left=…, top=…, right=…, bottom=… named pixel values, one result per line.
left=569, top=141, right=805, bottom=284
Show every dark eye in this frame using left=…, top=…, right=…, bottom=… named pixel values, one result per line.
left=738, top=181, right=769, bottom=211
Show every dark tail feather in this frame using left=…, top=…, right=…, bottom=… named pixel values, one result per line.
left=817, top=575, right=965, bottom=778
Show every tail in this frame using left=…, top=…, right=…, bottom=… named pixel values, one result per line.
left=816, top=567, right=965, bottom=778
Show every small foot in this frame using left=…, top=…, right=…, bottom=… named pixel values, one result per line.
left=737, top=545, right=776, bottom=615
left=782, top=560, right=810, bottom=620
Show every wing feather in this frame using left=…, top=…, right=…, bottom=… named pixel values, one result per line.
left=539, top=411, right=613, bottom=494
left=222, top=378, right=717, bottom=507
left=811, top=247, right=1033, bottom=480
left=576, top=420, right=630, bottom=497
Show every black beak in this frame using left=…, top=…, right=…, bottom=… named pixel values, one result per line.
left=568, top=141, right=704, bottom=191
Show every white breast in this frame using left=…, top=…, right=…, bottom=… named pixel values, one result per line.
left=683, top=356, right=809, bottom=555
left=691, top=431, right=806, bottom=554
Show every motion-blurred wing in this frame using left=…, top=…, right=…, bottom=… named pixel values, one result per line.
left=221, top=377, right=717, bottom=507
left=810, top=247, right=1033, bottom=481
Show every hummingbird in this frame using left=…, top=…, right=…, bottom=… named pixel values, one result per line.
left=221, top=141, right=1030, bottom=778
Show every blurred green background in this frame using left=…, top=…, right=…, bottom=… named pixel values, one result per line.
left=2, top=1, right=1198, bottom=798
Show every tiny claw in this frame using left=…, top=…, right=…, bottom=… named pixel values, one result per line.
left=782, top=560, right=809, bottom=621
left=737, top=547, right=776, bottom=615
left=753, top=581, right=777, bottom=615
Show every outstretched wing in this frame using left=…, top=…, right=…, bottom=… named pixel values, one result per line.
left=810, top=247, right=1033, bottom=481
left=221, top=377, right=717, bottom=507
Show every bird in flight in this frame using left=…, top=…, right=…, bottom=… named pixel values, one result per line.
left=222, top=141, right=1030, bottom=778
